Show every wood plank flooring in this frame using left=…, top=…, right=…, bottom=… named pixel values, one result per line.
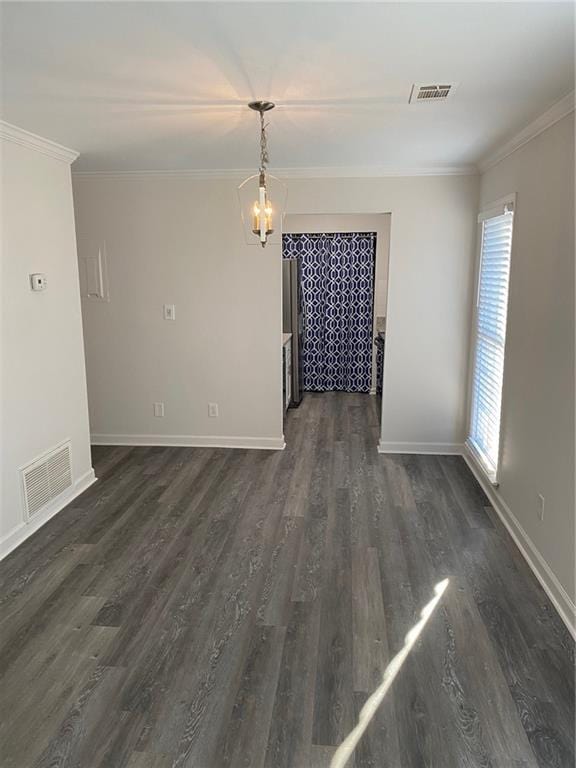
left=0, top=393, right=573, bottom=767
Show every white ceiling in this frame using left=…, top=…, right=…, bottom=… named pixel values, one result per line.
left=1, top=2, right=574, bottom=172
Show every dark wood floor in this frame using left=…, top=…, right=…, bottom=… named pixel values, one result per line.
left=0, top=393, right=574, bottom=768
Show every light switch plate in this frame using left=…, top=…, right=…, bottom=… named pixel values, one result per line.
left=163, top=304, right=176, bottom=321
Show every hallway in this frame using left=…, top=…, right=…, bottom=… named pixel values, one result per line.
left=0, top=393, right=573, bottom=767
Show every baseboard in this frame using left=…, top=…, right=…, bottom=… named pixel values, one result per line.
left=91, top=433, right=286, bottom=451
left=463, top=449, right=576, bottom=639
left=0, top=468, right=97, bottom=562
left=377, top=441, right=464, bottom=455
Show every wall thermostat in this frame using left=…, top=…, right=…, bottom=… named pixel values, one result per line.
left=30, top=273, right=47, bottom=291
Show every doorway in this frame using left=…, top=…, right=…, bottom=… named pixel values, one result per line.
left=281, top=213, right=391, bottom=437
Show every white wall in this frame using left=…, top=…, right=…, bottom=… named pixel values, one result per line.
left=284, top=213, right=391, bottom=392
left=73, top=176, right=284, bottom=449
left=1, top=132, right=94, bottom=557
left=73, top=173, right=478, bottom=454
left=286, top=176, right=479, bottom=451
left=475, top=112, right=575, bottom=616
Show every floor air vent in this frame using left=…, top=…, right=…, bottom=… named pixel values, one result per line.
left=22, top=441, right=72, bottom=519
left=409, top=84, right=455, bottom=103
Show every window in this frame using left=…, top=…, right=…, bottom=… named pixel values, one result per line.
left=467, top=197, right=515, bottom=482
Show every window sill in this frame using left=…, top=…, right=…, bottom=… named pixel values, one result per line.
left=465, top=440, right=500, bottom=488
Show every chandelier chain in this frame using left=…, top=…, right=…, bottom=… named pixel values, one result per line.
left=259, top=111, right=269, bottom=172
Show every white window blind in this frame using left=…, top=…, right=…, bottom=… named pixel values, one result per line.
left=468, top=204, right=514, bottom=481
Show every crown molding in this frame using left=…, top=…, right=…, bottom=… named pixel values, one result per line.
left=72, top=164, right=477, bottom=181
left=0, top=120, right=79, bottom=164
left=478, top=90, right=575, bottom=173
left=73, top=168, right=248, bottom=181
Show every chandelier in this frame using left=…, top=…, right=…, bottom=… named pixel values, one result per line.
left=238, top=101, right=286, bottom=248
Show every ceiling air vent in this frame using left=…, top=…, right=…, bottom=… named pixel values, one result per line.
left=409, top=84, right=456, bottom=104
left=22, top=441, right=72, bottom=519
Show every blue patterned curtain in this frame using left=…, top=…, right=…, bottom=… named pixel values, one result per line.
left=283, top=232, right=376, bottom=393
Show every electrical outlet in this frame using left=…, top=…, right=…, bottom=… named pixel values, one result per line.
left=163, top=304, right=176, bottom=321
left=30, top=273, right=47, bottom=291
left=208, top=402, right=219, bottom=418
left=537, top=493, right=545, bottom=521
left=153, top=402, right=165, bottom=418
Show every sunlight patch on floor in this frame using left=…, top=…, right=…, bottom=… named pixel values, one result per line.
left=330, top=578, right=450, bottom=768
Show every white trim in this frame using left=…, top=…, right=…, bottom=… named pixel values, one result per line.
left=465, top=438, right=498, bottom=486
left=463, top=448, right=576, bottom=640
left=72, top=164, right=477, bottom=181
left=0, top=469, right=96, bottom=561
left=0, top=120, right=79, bottom=164
left=91, top=433, right=286, bottom=451
left=477, top=192, right=516, bottom=223
left=478, top=91, right=575, bottom=173
left=377, top=441, right=464, bottom=455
